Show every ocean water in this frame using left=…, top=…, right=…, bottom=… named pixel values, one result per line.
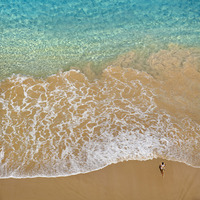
left=0, top=0, right=200, bottom=178
left=1, top=0, right=200, bottom=79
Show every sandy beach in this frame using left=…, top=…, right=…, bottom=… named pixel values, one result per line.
left=1, top=1, right=200, bottom=199
left=0, top=159, right=200, bottom=200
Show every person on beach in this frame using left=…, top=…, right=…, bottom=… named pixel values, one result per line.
left=159, top=162, right=166, bottom=176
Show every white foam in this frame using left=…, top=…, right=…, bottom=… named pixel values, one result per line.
left=1, top=69, right=200, bottom=178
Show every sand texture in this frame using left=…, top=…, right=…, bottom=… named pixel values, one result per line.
left=0, top=159, right=200, bottom=200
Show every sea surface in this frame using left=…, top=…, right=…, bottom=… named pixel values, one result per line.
left=0, top=0, right=200, bottom=178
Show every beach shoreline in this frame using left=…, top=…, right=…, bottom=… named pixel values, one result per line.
left=0, top=159, right=200, bottom=200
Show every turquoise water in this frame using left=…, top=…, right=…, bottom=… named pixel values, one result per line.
left=0, top=0, right=200, bottom=79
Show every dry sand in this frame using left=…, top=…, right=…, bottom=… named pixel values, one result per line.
left=0, top=159, right=200, bottom=200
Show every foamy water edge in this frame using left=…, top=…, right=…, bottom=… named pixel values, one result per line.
left=1, top=66, right=200, bottom=179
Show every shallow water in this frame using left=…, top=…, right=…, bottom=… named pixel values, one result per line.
left=1, top=0, right=200, bottom=79
left=0, top=0, right=200, bottom=178
left=1, top=48, right=200, bottom=178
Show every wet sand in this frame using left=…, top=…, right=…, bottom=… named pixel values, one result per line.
left=0, top=159, right=200, bottom=200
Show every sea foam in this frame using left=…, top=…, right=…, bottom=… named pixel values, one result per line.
left=1, top=66, right=200, bottom=178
